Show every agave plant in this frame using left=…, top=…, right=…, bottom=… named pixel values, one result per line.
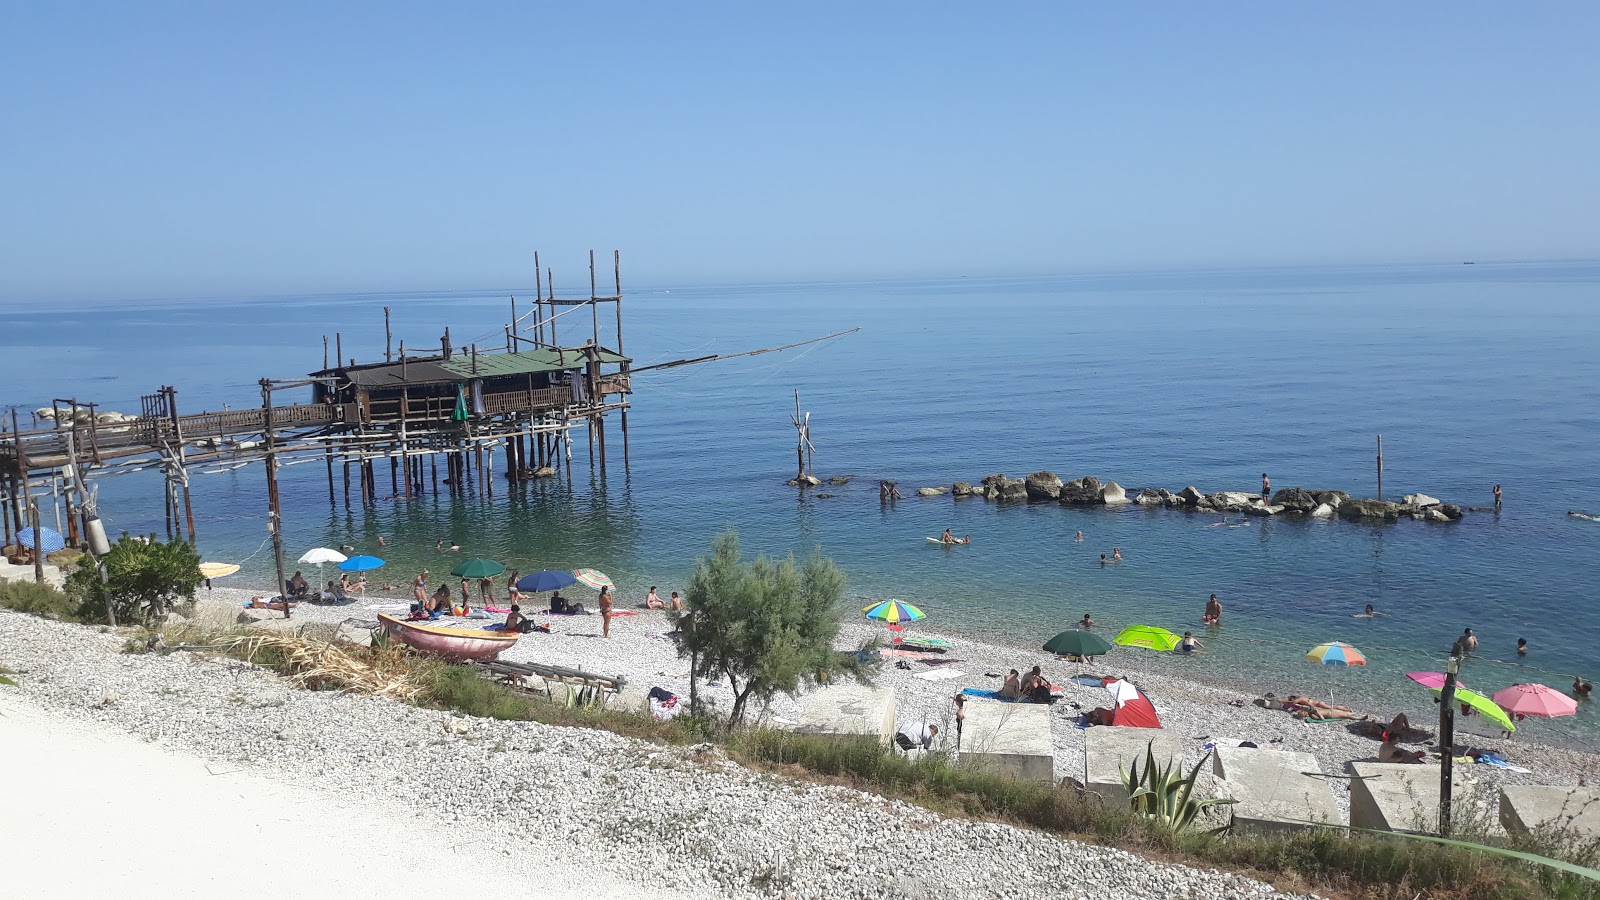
left=1120, top=742, right=1236, bottom=832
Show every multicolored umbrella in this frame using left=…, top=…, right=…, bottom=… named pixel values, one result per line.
left=1112, top=625, right=1180, bottom=652
left=1431, top=686, right=1516, bottom=732
left=1307, top=641, right=1366, bottom=666
left=16, top=526, right=65, bottom=554
left=573, top=568, right=614, bottom=590
left=863, top=599, right=925, bottom=624
left=1043, top=630, right=1113, bottom=658
left=1491, top=683, right=1577, bottom=719
left=1406, top=671, right=1466, bottom=691
left=338, top=556, right=386, bottom=572
left=451, top=558, right=506, bottom=579
left=198, top=562, right=240, bottom=579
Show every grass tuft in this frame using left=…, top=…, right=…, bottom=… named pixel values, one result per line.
left=0, top=581, right=82, bottom=620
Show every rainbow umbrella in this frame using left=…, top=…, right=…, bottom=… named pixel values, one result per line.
left=1431, top=686, right=1516, bottom=732
left=1491, top=683, right=1578, bottom=719
left=573, top=568, right=613, bottom=590
left=1307, top=641, right=1366, bottom=666
left=863, top=599, right=925, bottom=624
left=1112, top=625, right=1181, bottom=652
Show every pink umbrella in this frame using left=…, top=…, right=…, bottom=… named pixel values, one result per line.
left=1491, top=683, right=1578, bottom=719
left=1407, top=671, right=1466, bottom=690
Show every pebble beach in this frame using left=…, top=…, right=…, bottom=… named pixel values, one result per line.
left=208, top=581, right=1600, bottom=825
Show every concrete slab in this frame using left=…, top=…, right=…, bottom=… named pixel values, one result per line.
left=960, top=700, right=1054, bottom=783
left=1212, top=747, right=1342, bottom=832
left=1500, top=785, right=1600, bottom=844
left=0, top=562, right=64, bottom=588
left=1348, top=762, right=1498, bottom=835
left=1083, top=726, right=1180, bottom=804
left=794, top=683, right=897, bottom=743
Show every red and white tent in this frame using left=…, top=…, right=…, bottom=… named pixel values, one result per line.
left=1105, top=678, right=1162, bottom=728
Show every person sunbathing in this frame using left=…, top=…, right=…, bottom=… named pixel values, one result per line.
left=998, top=669, right=1022, bottom=700
left=502, top=604, right=527, bottom=633
left=1380, top=737, right=1426, bottom=763
left=1286, top=695, right=1353, bottom=713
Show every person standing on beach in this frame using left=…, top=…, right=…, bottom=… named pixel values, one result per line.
left=478, top=576, right=494, bottom=605
left=413, top=571, right=427, bottom=604
left=670, top=591, right=684, bottom=611
left=507, top=570, right=520, bottom=603
left=599, top=585, right=614, bottom=638
left=1204, top=594, right=1222, bottom=625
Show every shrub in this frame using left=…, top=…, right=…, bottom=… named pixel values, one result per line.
left=65, top=535, right=202, bottom=626
left=0, top=580, right=80, bottom=620
left=671, top=530, right=848, bottom=725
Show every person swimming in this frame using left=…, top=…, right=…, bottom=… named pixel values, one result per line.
left=1179, top=630, right=1202, bottom=653
left=1570, top=511, right=1598, bottom=521
left=1079, top=612, right=1094, bottom=629
left=938, top=528, right=970, bottom=544
left=1203, top=594, right=1222, bottom=625
left=1074, top=531, right=1084, bottom=542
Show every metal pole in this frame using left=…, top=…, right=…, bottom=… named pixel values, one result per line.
left=1438, top=655, right=1458, bottom=836
left=1376, top=434, right=1384, bottom=502
left=13, top=409, right=42, bottom=584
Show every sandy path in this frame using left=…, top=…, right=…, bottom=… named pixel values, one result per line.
left=0, top=693, right=692, bottom=900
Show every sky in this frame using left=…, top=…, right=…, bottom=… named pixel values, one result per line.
left=2, top=2, right=1597, bottom=303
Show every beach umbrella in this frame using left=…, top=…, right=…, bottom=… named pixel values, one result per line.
left=863, top=599, right=925, bottom=624
left=198, top=562, right=240, bottom=579
left=338, top=555, right=386, bottom=572
left=1406, top=671, right=1466, bottom=691
left=296, top=547, right=347, bottom=586
left=451, top=558, right=506, bottom=579
left=1491, top=683, right=1578, bottom=719
left=1043, top=630, right=1113, bottom=658
left=1431, top=686, right=1516, bottom=732
left=516, top=569, right=577, bottom=593
left=573, top=568, right=613, bottom=590
left=1306, top=641, right=1366, bottom=666
left=15, top=526, right=66, bottom=554
left=1112, top=625, right=1180, bottom=653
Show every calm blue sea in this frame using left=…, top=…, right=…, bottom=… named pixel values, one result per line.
left=5, top=261, right=1599, bottom=740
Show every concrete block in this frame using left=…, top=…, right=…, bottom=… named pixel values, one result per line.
left=0, top=563, right=64, bottom=588
left=1083, top=726, right=1179, bottom=803
left=1212, top=747, right=1342, bottom=832
left=794, top=683, right=897, bottom=743
left=1500, top=785, right=1600, bottom=844
left=1348, top=762, right=1498, bottom=835
left=960, top=700, right=1054, bottom=783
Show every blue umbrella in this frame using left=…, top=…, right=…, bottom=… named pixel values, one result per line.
left=338, top=556, right=385, bottom=572
left=516, top=569, right=577, bottom=593
left=16, top=526, right=65, bottom=554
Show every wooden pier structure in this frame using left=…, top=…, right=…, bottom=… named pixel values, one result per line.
left=0, top=251, right=634, bottom=565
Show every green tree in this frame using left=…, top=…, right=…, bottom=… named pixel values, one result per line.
left=67, top=535, right=203, bottom=626
left=671, top=530, right=847, bottom=727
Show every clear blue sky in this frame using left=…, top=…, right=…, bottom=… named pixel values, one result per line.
left=2, top=2, right=1596, bottom=302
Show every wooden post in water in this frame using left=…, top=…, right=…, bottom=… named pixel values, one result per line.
left=1376, top=434, right=1384, bottom=501
left=615, top=250, right=630, bottom=468
left=384, top=307, right=393, bottom=362
left=261, top=379, right=291, bottom=619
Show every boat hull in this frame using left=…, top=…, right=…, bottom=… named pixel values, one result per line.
left=377, top=613, right=518, bottom=661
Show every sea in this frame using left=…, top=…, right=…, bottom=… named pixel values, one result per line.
left=4, top=261, right=1599, bottom=742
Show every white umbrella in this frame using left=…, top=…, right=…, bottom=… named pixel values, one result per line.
left=297, top=548, right=348, bottom=595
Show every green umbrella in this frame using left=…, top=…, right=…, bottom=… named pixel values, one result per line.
left=1431, top=686, right=1516, bottom=732
left=1112, top=625, right=1182, bottom=652
left=1043, top=630, right=1113, bottom=657
left=451, top=385, right=470, bottom=422
left=450, top=558, right=506, bottom=579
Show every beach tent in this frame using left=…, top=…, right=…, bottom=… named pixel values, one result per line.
left=1105, top=679, right=1161, bottom=728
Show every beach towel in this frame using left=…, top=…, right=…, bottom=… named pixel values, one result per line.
left=913, top=668, right=965, bottom=682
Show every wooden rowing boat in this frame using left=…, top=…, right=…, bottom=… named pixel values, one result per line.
left=377, top=613, right=519, bottom=661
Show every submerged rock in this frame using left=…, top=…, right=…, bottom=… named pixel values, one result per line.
left=1024, top=471, right=1062, bottom=501
left=1270, top=487, right=1318, bottom=512
left=916, top=486, right=947, bottom=497
left=1059, top=476, right=1103, bottom=506
left=1336, top=498, right=1403, bottom=521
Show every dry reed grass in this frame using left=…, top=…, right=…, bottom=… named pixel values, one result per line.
left=225, top=632, right=427, bottom=702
